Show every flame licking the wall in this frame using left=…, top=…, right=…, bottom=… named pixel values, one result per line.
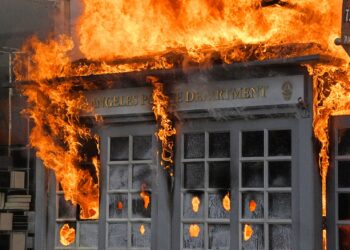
left=12, top=1, right=350, bottom=248
left=59, top=224, right=76, bottom=246
left=148, top=76, right=176, bottom=176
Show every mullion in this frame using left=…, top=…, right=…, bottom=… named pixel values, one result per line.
left=128, top=135, right=132, bottom=249
left=204, top=131, right=209, bottom=250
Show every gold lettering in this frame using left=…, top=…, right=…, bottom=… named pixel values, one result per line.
left=175, top=92, right=183, bottom=103
left=260, top=86, right=268, bottom=97
left=185, top=91, right=195, bottom=102
left=126, top=96, right=133, bottom=106
left=216, top=89, right=228, bottom=100
left=232, top=88, right=242, bottom=99
left=113, top=96, right=119, bottom=107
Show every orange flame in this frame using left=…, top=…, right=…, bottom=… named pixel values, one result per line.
left=249, top=200, right=257, bottom=213
left=243, top=224, right=253, bottom=241
left=140, top=184, right=150, bottom=209
left=148, top=76, right=176, bottom=176
left=222, top=193, right=231, bottom=212
left=189, top=224, right=200, bottom=238
left=140, top=224, right=146, bottom=235
left=117, top=201, right=123, bottom=210
left=191, top=196, right=201, bottom=213
left=59, top=224, right=75, bottom=246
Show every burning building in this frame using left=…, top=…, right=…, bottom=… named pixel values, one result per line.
left=2, top=0, right=350, bottom=250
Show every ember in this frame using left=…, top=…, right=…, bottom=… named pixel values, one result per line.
left=189, top=224, right=200, bottom=238
left=140, top=224, right=146, bottom=235
left=191, top=196, right=200, bottom=213
left=140, top=184, right=150, bottom=209
left=249, top=200, right=257, bottom=213
left=243, top=224, right=253, bottom=241
left=222, top=193, right=231, bottom=212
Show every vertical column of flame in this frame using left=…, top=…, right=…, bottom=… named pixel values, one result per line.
left=148, top=76, right=176, bottom=176
left=308, top=64, right=350, bottom=250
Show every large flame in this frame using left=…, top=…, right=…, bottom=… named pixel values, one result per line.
left=148, top=76, right=176, bottom=176
left=13, top=1, right=350, bottom=248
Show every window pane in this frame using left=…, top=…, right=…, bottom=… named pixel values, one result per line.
left=133, top=136, right=152, bottom=160
left=209, top=162, right=230, bottom=189
left=57, top=195, right=76, bottom=219
left=208, top=191, right=230, bottom=219
left=339, top=225, right=350, bottom=250
left=132, top=192, right=151, bottom=218
left=242, top=162, right=264, bottom=188
left=108, top=223, right=127, bottom=248
left=208, top=224, right=230, bottom=249
left=184, top=133, right=205, bottom=159
left=109, top=165, right=128, bottom=190
left=242, top=224, right=264, bottom=250
left=339, top=193, right=350, bottom=220
left=183, top=192, right=204, bottom=219
left=269, top=193, right=291, bottom=219
left=338, top=161, right=350, bottom=188
left=338, top=129, right=350, bottom=155
left=56, top=223, right=76, bottom=247
left=242, top=131, right=264, bottom=157
left=269, top=224, right=292, bottom=250
left=268, top=130, right=291, bottom=156
left=110, top=137, right=129, bottom=161
left=242, top=192, right=264, bottom=219
left=132, top=223, right=151, bottom=247
left=132, top=164, right=152, bottom=189
left=79, top=223, right=98, bottom=247
left=269, top=161, right=291, bottom=187
left=109, top=193, right=128, bottom=218
left=183, top=223, right=204, bottom=249
left=209, top=132, right=230, bottom=158
left=184, top=162, right=205, bottom=189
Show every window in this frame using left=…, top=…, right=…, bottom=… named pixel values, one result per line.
left=333, top=128, right=350, bottom=250
left=55, top=185, right=99, bottom=250
left=239, top=130, right=292, bottom=250
left=181, top=132, right=231, bottom=249
left=106, top=135, right=153, bottom=249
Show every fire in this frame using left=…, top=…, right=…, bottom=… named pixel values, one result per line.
left=189, top=224, right=200, bottom=238
left=140, top=224, right=146, bottom=235
left=59, top=224, right=75, bottom=246
left=13, top=1, right=350, bottom=249
left=243, top=224, right=254, bottom=241
left=117, top=201, right=123, bottom=210
left=249, top=200, right=257, bottom=212
left=140, top=184, right=151, bottom=209
left=222, top=193, right=231, bottom=212
left=148, top=76, right=176, bottom=176
left=191, top=196, right=201, bottom=213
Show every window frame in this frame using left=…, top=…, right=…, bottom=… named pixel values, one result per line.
left=329, top=116, right=350, bottom=250
left=173, top=118, right=300, bottom=250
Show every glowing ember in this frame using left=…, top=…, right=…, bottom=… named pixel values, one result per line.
left=222, top=193, right=231, bottom=212
left=59, top=224, right=75, bottom=246
left=189, top=224, right=200, bottom=238
left=117, top=201, right=123, bottom=210
left=140, top=224, right=146, bottom=235
left=148, top=76, right=176, bottom=176
left=191, top=196, right=201, bottom=213
left=243, top=224, right=253, bottom=241
left=249, top=200, right=257, bottom=212
left=140, top=184, right=150, bottom=209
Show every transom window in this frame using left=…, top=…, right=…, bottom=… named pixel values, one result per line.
left=107, top=135, right=153, bottom=249
left=239, top=129, right=292, bottom=250
left=181, top=132, right=231, bottom=249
